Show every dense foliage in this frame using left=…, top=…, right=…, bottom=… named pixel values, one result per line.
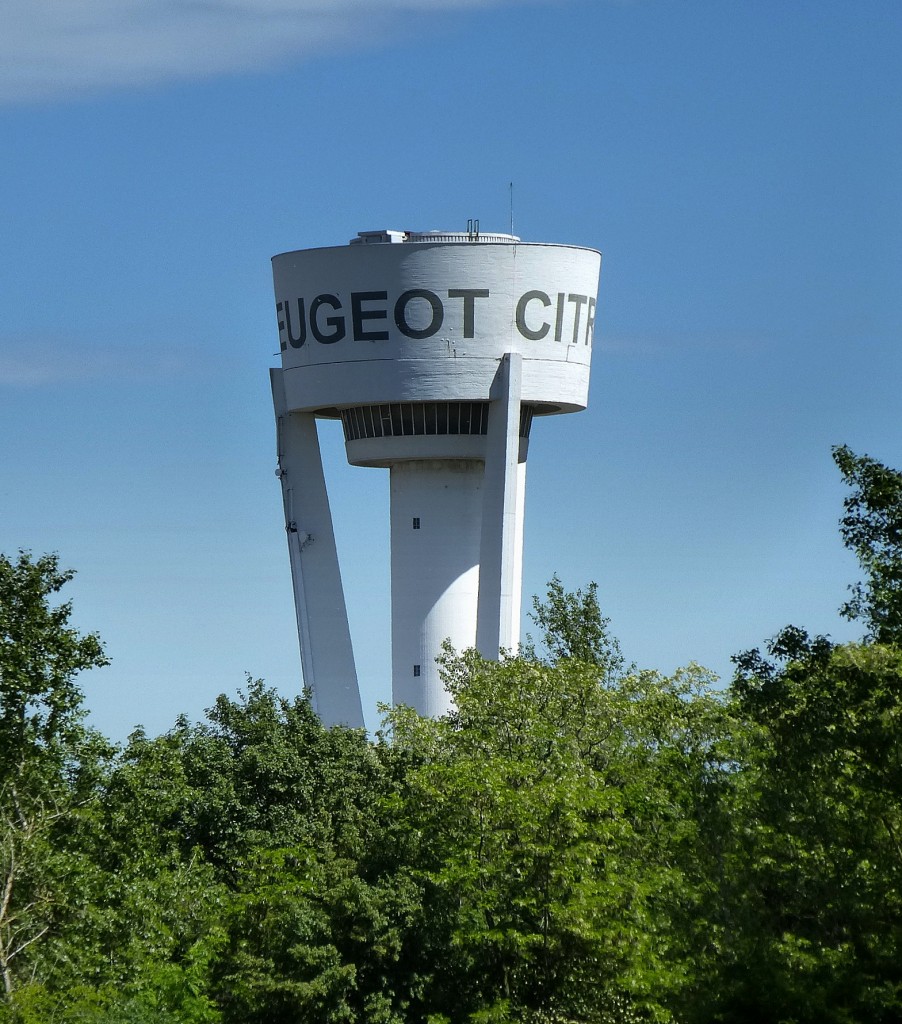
left=2, top=445, right=901, bottom=1022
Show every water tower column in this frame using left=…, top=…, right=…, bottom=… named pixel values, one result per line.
left=390, top=459, right=484, bottom=716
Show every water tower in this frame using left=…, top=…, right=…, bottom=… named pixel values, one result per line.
left=270, top=228, right=601, bottom=727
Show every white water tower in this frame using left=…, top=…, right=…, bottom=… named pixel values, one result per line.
left=270, top=229, right=601, bottom=726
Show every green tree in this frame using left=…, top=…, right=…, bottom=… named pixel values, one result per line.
left=699, top=448, right=902, bottom=1022
left=51, top=723, right=227, bottom=1011
left=833, top=444, right=902, bottom=642
left=387, top=644, right=730, bottom=1023
left=174, top=681, right=418, bottom=1024
left=0, top=552, right=109, bottom=1000
left=717, top=634, right=902, bottom=1023
left=528, top=576, right=625, bottom=677
left=0, top=551, right=107, bottom=778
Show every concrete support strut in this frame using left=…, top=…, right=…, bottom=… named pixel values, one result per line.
left=271, top=369, right=364, bottom=728
left=476, top=352, right=524, bottom=659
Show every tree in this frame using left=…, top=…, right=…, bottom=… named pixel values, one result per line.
left=173, top=681, right=417, bottom=1024
left=833, top=444, right=902, bottom=643
left=386, top=641, right=730, bottom=1023
left=687, top=447, right=902, bottom=1022
left=528, top=576, right=625, bottom=678
left=0, top=552, right=109, bottom=1000
left=0, top=552, right=107, bottom=777
left=720, top=634, right=902, bottom=1023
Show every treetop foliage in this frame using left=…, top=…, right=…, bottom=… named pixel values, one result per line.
left=527, top=576, right=625, bottom=679
left=3, top=445, right=902, bottom=1022
left=0, top=551, right=107, bottom=777
left=833, top=443, right=902, bottom=643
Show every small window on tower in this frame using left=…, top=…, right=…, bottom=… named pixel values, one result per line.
left=413, top=665, right=421, bottom=677
left=412, top=517, right=420, bottom=530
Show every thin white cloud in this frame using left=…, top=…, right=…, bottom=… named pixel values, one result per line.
left=0, top=335, right=193, bottom=386
left=2, top=0, right=545, bottom=104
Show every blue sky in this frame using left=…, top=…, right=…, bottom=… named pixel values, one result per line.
left=2, top=0, right=900, bottom=739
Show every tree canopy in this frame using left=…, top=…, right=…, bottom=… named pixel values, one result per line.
left=3, top=446, right=902, bottom=1022
left=834, top=443, right=902, bottom=643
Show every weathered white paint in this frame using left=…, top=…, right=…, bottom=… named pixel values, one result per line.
left=271, top=370, right=363, bottom=728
